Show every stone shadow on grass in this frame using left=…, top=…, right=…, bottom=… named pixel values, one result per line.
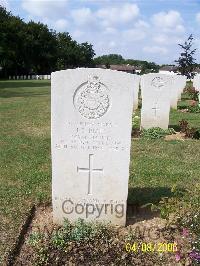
left=126, top=186, right=173, bottom=224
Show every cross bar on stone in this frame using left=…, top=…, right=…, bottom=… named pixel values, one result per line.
left=77, top=154, right=103, bottom=195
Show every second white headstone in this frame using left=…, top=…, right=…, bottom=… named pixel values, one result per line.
left=141, top=73, right=172, bottom=129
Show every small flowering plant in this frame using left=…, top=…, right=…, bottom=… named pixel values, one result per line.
left=155, top=184, right=200, bottom=264
left=132, top=114, right=140, bottom=128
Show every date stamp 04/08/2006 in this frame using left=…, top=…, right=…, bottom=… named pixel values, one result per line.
left=125, top=242, right=178, bottom=253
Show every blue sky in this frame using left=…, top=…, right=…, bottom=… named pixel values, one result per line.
left=1, top=0, right=200, bottom=64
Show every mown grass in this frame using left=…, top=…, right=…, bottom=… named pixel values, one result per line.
left=0, top=81, right=51, bottom=262
left=0, top=80, right=200, bottom=261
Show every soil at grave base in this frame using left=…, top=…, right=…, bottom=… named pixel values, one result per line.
left=15, top=205, right=193, bottom=266
left=165, top=132, right=186, bottom=141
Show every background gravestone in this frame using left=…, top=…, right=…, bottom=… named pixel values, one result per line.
left=178, top=75, right=187, bottom=100
left=51, top=68, right=136, bottom=226
left=133, top=75, right=141, bottom=111
left=194, top=75, right=200, bottom=105
left=194, top=75, right=200, bottom=92
left=170, top=75, right=182, bottom=110
left=141, top=73, right=172, bottom=129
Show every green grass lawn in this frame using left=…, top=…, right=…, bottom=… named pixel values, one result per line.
left=0, top=80, right=200, bottom=262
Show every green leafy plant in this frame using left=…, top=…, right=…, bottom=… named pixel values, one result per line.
left=188, top=105, right=200, bottom=113
left=186, top=86, right=199, bottom=101
left=132, top=114, right=141, bottom=137
left=132, top=115, right=140, bottom=128
left=179, top=119, right=189, bottom=133
left=177, top=105, right=189, bottom=110
left=141, top=127, right=175, bottom=139
left=152, top=185, right=200, bottom=264
left=185, top=127, right=198, bottom=138
left=179, top=119, right=200, bottom=139
left=27, top=232, right=43, bottom=247
left=27, top=219, right=121, bottom=265
left=193, top=129, right=200, bottom=139
left=27, top=232, right=49, bottom=265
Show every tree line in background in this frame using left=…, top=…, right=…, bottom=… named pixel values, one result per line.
left=93, top=54, right=160, bottom=74
left=0, top=5, right=198, bottom=79
left=0, top=6, right=95, bottom=78
left=0, top=5, right=161, bottom=78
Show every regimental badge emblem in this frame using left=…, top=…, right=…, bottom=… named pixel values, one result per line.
left=73, top=75, right=110, bottom=119
left=151, top=77, right=167, bottom=90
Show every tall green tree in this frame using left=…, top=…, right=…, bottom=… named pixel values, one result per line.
left=25, top=21, right=58, bottom=74
left=56, top=33, right=95, bottom=69
left=77, top=42, right=95, bottom=67
left=0, top=5, right=95, bottom=78
left=56, top=32, right=79, bottom=69
left=0, top=6, right=26, bottom=76
left=176, top=34, right=197, bottom=79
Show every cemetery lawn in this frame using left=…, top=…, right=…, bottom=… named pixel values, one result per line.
left=0, top=80, right=200, bottom=262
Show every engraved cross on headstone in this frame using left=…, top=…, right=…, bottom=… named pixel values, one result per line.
left=152, top=102, right=160, bottom=118
left=77, top=154, right=103, bottom=195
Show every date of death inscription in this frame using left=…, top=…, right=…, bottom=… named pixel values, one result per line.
left=55, top=121, right=129, bottom=152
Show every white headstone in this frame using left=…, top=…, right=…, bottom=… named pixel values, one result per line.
left=9, top=76, right=11, bottom=80
left=28, top=75, right=30, bottom=79
left=177, top=75, right=187, bottom=100
left=170, top=75, right=182, bottom=109
left=141, top=73, right=172, bottom=129
left=51, top=68, right=136, bottom=226
left=194, top=75, right=200, bottom=105
left=48, top=75, right=51, bottom=80
left=23, top=75, right=26, bottom=80
left=17, top=76, right=19, bottom=80
left=193, top=74, right=200, bottom=92
left=133, top=75, right=141, bottom=110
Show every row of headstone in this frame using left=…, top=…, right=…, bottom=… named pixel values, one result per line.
left=193, top=74, right=200, bottom=106
left=51, top=68, right=187, bottom=226
left=193, top=74, right=200, bottom=92
left=135, top=73, right=186, bottom=129
left=141, top=74, right=172, bottom=129
left=8, top=75, right=51, bottom=80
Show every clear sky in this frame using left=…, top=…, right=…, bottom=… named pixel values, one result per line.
left=1, top=0, right=200, bottom=64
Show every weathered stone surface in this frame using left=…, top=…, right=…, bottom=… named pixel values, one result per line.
left=51, top=68, right=136, bottom=226
left=133, top=75, right=141, bottom=110
left=141, top=73, right=172, bottom=129
left=194, top=74, right=200, bottom=92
